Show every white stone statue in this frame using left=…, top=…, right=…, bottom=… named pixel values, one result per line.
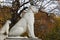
left=0, top=20, right=11, bottom=40
left=9, top=5, right=39, bottom=38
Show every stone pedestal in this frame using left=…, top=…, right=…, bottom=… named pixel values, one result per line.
left=5, top=37, right=42, bottom=40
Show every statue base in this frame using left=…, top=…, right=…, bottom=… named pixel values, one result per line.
left=5, top=37, right=42, bottom=40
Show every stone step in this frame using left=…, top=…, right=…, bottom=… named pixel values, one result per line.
left=5, top=37, right=42, bottom=40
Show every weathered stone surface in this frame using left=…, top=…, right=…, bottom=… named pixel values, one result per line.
left=5, top=37, right=41, bottom=40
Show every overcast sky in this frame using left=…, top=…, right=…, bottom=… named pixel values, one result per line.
left=0, top=0, right=60, bottom=16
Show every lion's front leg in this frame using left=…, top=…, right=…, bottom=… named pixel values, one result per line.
left=27, top=24, right=35, bottom=37
left=28, top=20, right=37, bottom=38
